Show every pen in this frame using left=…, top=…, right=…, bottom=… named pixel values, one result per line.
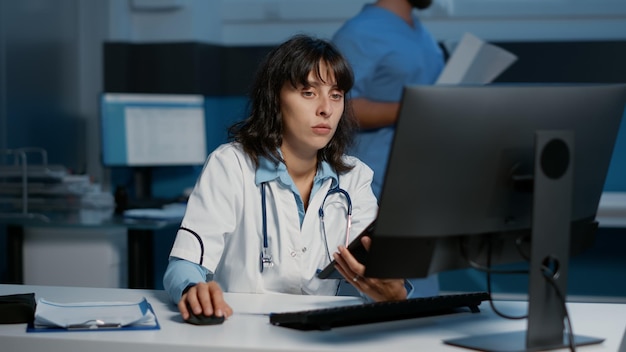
left=67, top=319, right=122, bottom=330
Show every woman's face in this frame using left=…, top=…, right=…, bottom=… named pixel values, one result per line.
left=279, top=61, right=345, bottom=158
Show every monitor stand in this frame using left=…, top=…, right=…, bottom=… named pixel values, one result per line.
left=128, top=167, right=171, bottom=209
left=133, top=166, right=153, bottom=201
left=444, top=131, right=604, bottom=352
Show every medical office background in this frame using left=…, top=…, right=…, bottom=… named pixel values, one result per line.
left=1, top=0, right=626, bottom=296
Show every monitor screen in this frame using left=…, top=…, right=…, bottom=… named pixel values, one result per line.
left=100, top=93, right=208, bottom=167
left=362, top=84, right=626, bottom=279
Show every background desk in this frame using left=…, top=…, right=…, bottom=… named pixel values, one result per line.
left=2, top=211, right=180, bottom=289
left=2, top=192, right=625, bottom=292
left=1, top=284, right=625, bottom=352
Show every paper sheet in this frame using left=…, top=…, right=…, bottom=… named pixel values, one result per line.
left=436, top=32, right=518, bottom=85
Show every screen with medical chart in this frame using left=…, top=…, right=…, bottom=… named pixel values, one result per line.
left=100, top=93, right=208, bottom=167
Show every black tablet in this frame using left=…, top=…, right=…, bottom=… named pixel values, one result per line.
left=316, top=220, right=376, bottom=279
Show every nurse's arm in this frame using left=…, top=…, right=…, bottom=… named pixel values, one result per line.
left=351, top=98, right=400, bottom=129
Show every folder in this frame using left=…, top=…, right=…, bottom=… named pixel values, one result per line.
left=27, top=297, right=160, bottom=332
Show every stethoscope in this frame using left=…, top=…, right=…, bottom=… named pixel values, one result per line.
left=260, top=182, right=352, bottom=273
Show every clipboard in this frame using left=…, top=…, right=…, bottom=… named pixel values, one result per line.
left=27, top=297, right=160, bottom=333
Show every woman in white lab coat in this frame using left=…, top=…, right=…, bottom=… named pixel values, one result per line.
left=163, top=34, right=408, bottom=321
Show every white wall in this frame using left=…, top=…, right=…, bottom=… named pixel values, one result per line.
left=108, top=0, right=626, bottom=45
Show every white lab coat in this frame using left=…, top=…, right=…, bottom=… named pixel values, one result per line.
left=169, top=143, right=378, bottom=296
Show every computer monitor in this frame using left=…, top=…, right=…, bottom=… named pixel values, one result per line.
left=100, top=93, right=208, bottom=167
left=325, top=84, right=626, bottom=351
left=100, top=93, right=208, bottom=201
left=367, top=84, right=625, bottom=277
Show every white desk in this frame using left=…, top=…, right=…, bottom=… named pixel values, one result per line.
left=1, top=284, right=625, bottom=352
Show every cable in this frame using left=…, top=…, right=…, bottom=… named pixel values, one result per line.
left=542, top=266, right=576, bottom=352
left=514, top=235, right=532, bottom=261
left=459, top=236, right=528, bottom=319
left=461, top=234, right=576, bottom=350
left=484, top=238, right=528, bottom=320
left=460, top=235, right=529, bottom=275
left=485, top=273, right=527, bottom=320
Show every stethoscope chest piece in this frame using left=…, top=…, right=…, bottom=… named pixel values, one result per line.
left=260, top=249, right=274, bottom=273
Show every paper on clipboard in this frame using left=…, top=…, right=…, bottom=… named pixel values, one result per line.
left=28, top=297, right=159, bottom=332
left=436, top=32, right=517, bottom=85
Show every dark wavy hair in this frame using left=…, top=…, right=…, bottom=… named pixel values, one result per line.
left=228, top=34, right=357, bottom=174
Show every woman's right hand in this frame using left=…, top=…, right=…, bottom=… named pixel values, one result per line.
left=333, top=236, right=407, bottom=302
left=179, top=281, right=233, bottom=320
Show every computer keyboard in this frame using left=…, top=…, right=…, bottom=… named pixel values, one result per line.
left=269, top=291, right=490, bottom=331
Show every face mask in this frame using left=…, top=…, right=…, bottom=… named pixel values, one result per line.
left=407, top=0, right=432, bottom=10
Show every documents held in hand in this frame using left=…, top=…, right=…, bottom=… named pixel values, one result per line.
left=436, top=32, right=517, bottom=85
left=28, top=297, right=160, bottom=332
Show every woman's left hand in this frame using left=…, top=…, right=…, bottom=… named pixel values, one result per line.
left=333, top=236, right=407, bottom=302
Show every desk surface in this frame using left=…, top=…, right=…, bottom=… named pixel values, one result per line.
left=1, top=284, right=625, bottom=352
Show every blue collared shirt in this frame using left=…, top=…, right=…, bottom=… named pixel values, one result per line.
left=255, top=154, right=338, bottom=227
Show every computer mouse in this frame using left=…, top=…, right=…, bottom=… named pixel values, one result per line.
left=184, top=304, right=225, bottom=325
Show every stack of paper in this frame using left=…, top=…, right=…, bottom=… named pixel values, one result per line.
left=29, top=297, right=159, bottom=332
